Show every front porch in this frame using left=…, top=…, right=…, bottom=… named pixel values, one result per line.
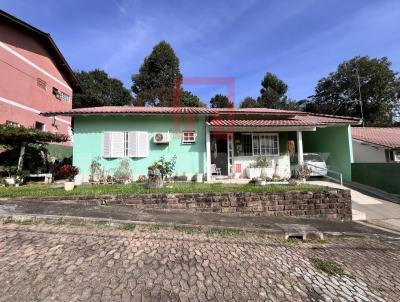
left=205, top=126, right=308, bottom=181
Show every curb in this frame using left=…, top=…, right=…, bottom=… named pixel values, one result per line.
left=1, top=213, right=399, bottom=241
left=0, top=213, right=283, bottom=236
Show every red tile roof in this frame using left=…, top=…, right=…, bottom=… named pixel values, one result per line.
left=42, top=106, right=219, bottom=116
left=208, top=113, right=360, bottom=128
left=297, top=113, right=361, bottom=125
left=352, top=127, right=400, bottom=149
left=42, top=106, right=309, bottom=116
left=207, top=119, right=321, bottom=127
left=213, top=107, right=306, bottom=115
left=41, top=106, right=360, bottom=127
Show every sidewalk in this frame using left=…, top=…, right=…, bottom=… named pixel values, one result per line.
left=0, top=198, right=398, bottom=238
left=310, top=180, right=400, bottom=233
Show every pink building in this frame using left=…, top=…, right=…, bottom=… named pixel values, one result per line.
left=0, top=10, right=81, bottom=145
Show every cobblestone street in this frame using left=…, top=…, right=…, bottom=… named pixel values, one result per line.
left=0, top=223, right=399, bottom=302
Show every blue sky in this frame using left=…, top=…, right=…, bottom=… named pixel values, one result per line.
left=3, top=0, right=400, bottom=106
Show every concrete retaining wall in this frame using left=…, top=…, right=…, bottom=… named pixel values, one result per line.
left=16, top=189, right=352, bottom=220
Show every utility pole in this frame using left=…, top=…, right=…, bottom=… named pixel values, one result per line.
left=355, top=67, right=365, bottom=127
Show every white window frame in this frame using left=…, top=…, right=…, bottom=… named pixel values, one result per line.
left=393, top=150, right=400, bottom=162
left=251, top=133, right=279, bottom=156
left=182, top=131, right=196, bottom=144
left=35, top=121, right=45, bottom=131
left=103, top=131, right=148, bottom=158
left=59, top=91, right=70, bottom=102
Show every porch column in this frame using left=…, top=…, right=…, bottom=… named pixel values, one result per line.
left=297, top=131, right=304, bottom=164
left=206, top=125, right=211, bottom=181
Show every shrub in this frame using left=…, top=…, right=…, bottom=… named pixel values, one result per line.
left=114, top=159, right=132, bottom=184
left=136, top=175, right=147, bottom=183
left=55, top=164, right=79, bottom=181
left=89, top=157, right=102, bottom=181
left=151, top=155, right=177, bottom=180
left=256, top=156, right=271, bottom=168
left=291, top=164, right=312, bottom=179
left=174, top=175, right=188, bottom=182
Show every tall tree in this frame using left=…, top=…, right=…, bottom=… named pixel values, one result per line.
left=259, top=72, right=290, bottom=109
left=239, top=96, right=258, bottom=108
left=132, top=41, right=183, bottom=106
left=307, top=56, right=400, bottom=126
left=238, top=73, right=299, bottom=110
left=209, top=94, right=233, bottom=108
left=180, top=90, right=206, bottom=107
left=73, top=69, right=131, bottom=108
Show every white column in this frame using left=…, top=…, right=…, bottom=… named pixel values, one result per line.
left=297, top=131, right=304, bottom=165
left=205, top=125, right=211, bottom=181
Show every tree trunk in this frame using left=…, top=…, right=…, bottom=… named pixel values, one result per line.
left=17, top=143, right=26, bottom=173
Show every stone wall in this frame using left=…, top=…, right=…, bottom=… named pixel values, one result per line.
left=101, top=189, right=352, bottom=220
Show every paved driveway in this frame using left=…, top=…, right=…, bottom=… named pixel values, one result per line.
left=0, top=223, right=399, bottom=302
left=311, top=180, right=400, bottom=233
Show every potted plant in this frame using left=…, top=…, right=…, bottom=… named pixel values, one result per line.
left=56, top=164, right=79, bottom=191
left=3, top=167, right=25, bottom=187
left=257, top=156, right=273, bottom=178
left=257, top=172, right=267, bottom=186
left=14, top=170, right=26, bottom=187
left=245, top=162, right=261, bottom=179
left=290, top=164, right=312, bottom=185
left=195, top=173, right=203, bottom=183
left=3, top=168, right=16, bottom=186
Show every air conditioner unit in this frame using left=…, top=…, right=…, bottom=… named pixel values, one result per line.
left=153, top=132, right=170, bottom=143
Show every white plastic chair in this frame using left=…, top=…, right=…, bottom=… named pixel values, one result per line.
left=211, top=164, right=222, bottom=176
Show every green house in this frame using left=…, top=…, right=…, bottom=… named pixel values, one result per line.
left=43, top=107, right=359, bottom=182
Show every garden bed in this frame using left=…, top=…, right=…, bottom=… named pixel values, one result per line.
left=0, top=183, right=326, bottom=198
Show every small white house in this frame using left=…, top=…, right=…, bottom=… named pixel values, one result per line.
left=352, top=127, right=400, bottom=163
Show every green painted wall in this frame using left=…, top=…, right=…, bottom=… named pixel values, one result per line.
left=73, top=115, right=206, bottom=179
left=46, top=144, right=72, bottom=160
left=352, top=163, right=400, bottom=194
left=302, top=126, right=353, bottom=181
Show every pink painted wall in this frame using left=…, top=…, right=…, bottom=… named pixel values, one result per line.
left=0, top=20, right=73, bottom=144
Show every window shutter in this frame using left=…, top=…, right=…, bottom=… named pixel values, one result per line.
left=138, top=131, right=149, bottom=157
left=127, top=132, right=139, bottom=157
left=127, top=131, right=148, bottom=158
left=103, top=132, right=112, bottom=158
left=111, top=132, right=125, bottom=158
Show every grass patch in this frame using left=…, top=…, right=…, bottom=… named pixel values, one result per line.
left=207, top=228, right=245, bottom=237
left=0, top=183, right=327, bottom=198
left=145, top=224, right=161, bottom=232
left=310, top=257, right=345, bottom=276
left=49, top=220, right=66, bottom=226
left=174, top=226, right=201, bottom=235
left=287, top=237, right=303, bottom=244
left=2, top=218, right=37, bottom=225
left=118, top=223, right=136, bottom=231
left=3, top=217, right=14, bottom=224
left=307, top=239, right=328, bottom=244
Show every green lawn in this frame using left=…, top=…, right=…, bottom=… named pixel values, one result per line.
left=0, top=182, right=327, bottom=198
